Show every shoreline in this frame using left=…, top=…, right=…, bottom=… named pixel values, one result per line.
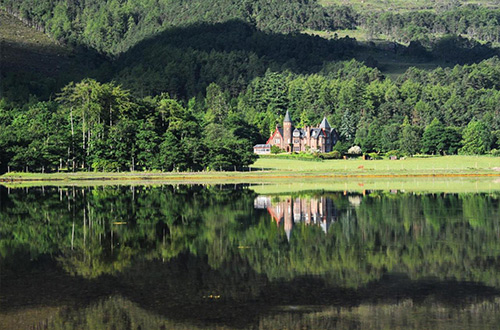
left=1, top=171, right=500, bottom=184
left=2, top=155, right=499, bottom=185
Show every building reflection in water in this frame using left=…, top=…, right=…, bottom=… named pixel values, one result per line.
left=254, top=196, right=337, bottom=241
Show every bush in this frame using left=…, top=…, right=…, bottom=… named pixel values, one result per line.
left=491, top=149, right=500, bottom=157
left=92, top=160, right=121, bottom=172
left=259, top=153, right=323, bottom=162
left=270, top=145, right=283, bottom=154
left=320, top=151, right=342, bottom=159
left=368, top=152, right=382, bottom=160
left=348, top=145, right=362, bottom=155
left=333, top=141, right=349, bottom=155
left=385, top=150, right=400, bottom=157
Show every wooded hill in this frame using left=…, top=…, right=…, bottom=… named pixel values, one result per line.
left=1, top=1, right=500, bottom=173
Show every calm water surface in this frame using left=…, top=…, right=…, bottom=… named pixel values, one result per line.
left=1, top=185, right=500, bottom=329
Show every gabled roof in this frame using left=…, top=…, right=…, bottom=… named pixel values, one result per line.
left=266, top=126, right=284, bottom=144
left=310, top=128, right=325, bottom=139
left=319, top=117, right=331, bottom=129
left=284, top=110, right=292, bottom=123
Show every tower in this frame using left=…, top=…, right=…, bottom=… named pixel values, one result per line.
left=319, top=116, right=332, bottom=152
left=283, top=110, right=292, bottom=152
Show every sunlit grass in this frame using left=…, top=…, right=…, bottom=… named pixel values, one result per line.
left=251, top=155, right=499, bottom=174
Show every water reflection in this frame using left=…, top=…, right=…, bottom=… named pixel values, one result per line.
left=254, top=195, right=336, bottom=239
left=0, top=185, right=500, bottom=329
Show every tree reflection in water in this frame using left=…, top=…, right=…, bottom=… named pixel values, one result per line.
left=0, top=185, right=499, bottom=329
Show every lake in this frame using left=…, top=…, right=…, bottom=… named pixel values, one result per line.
left=1, top=184, right=500, bottom=329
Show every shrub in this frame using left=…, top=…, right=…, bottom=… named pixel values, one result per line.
left=348, top=145, right=362, bottom=155
left=385, top=150, right=400, bottom=157
left=333, top=141, right=349, bottom=155
left=491, top=149, right=500, bottom=157
left=321, top=151, right=342, bottom=159
left=368, top=152, right=382, bottom=160
left=270, top=145, right=283, bottom=154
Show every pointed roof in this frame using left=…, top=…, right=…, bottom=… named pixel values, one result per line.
left=319, top=116, right=331, bottom=129
left=284, top=110, right=292, bottom=123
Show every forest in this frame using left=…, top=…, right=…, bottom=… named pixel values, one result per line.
left=1, top=0, right=500, bottom=173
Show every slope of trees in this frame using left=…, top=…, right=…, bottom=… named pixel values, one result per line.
left=2, top=57, right=500, bottom=174
left=110, top=20, right=360, bottom=99
left=365, top=6, right=500, bottom=44
left=0, top=0, right=357, bottom=56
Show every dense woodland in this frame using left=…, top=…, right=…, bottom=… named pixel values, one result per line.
left=0, top=0, right=356, bottom=55
left=2, top=59, right=500, bottom=173
left=1, top=0, right=500, bottom=173
left=364, top=6, right=500, bottom=44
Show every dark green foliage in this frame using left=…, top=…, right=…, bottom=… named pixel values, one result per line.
left=366, top=6, right=500, bottom=45
left=400, top=120, right=423, bottom=156
left=421, top=118, right=462, bottom=155
left=111, top=20, right=361, bottom=100
left=459, top=120, right=492, bottom=155
left=0, top=0, right=357, bottom=56
left=0, top=80, right=259, bottom=173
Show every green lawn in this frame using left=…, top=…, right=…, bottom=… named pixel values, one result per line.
left=250, top=155, right=500, bottom=175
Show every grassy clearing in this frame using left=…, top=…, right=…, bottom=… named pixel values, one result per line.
left=0, top=10, right=65, bottom=52
left=302, top=27, right=452, bottom=79
left=318, top=0, right=500, bottom=13
left=250, top=155, right=500, bottom=174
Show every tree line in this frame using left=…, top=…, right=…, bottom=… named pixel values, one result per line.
left=238, top=59, right=500, bottom=156
left=0, top=80, right=257, bottom=173
left=4, top=0, right=500, bottom=57
left=2, top=57, right=500, bottom=174
left=364, top=6, right=500, bottom=44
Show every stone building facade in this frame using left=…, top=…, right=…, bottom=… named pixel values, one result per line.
left=256, top=111, right=337, bottom=153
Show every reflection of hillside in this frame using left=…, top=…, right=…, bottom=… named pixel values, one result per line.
left=254, top=196, right=336, bottom=240
left=2, top=274, right=500, bottom=330
left=2, top=186, right=500, bottom=328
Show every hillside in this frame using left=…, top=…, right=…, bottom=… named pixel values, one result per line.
left=0, top=0, right=357, bottom=56
left=1, top=0, right=500, bottom=175
left=0, top=10, right=105, bottom=102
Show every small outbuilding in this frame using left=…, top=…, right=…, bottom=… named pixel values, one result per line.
left=253, top=144, right=271, bottom=154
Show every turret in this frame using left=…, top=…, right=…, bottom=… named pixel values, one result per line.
left=319, top=116, right=331, bottom=130
left=283, top=110, right=293, bottom=152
